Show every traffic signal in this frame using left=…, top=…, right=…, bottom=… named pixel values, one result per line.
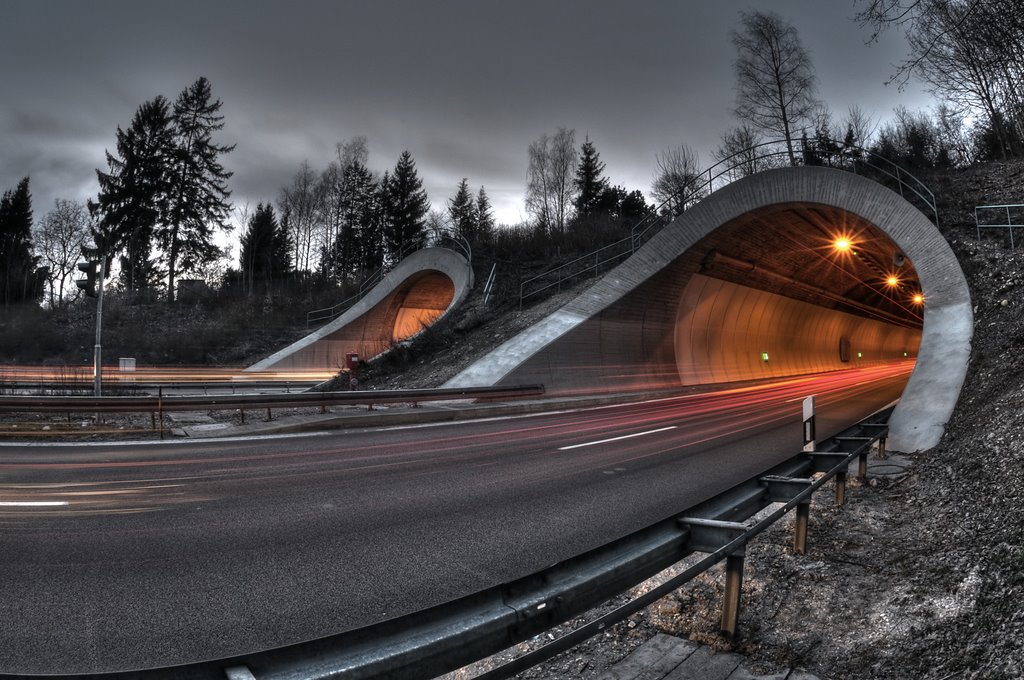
left=76, top=260, right=99, bottom=298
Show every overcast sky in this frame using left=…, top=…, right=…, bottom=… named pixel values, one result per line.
left=1, top=0, right=933, bottom=260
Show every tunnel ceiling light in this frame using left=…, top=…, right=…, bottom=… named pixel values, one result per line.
left=912, top=293, right=925, bottom=305
left=886, top=275, right=900, bottom=287
left=833, top=236, right=853, bottom=252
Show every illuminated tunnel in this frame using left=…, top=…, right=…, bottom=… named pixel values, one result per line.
left=247, top=247, right=473, bottom=374
left=446, top=166, right=972, bottom=452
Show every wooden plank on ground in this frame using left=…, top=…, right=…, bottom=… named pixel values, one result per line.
left=594, top=633, right=699, bottom=680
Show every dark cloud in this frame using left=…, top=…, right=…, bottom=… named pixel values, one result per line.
left=1, top=0, right=932, bottom=234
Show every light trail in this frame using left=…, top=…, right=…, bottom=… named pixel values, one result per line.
left=0, top=361, right=915, bottom=518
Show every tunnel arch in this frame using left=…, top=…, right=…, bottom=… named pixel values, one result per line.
left=446, top=166, right=972, bottom=452
left=248, top=247, right=473, bottom=375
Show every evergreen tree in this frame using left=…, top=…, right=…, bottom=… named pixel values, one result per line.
left=382, top=150, right=429, bottom=261
left=162, top=77, right=234, bottom=302
left=327, top=160, right=378, bottom=280
left=448, top=178, right=475, bottom=242
left=573, top=136, right=607, bottom=221
left=0, top=177, right=46, bottom=307
left=91, top=95, right=175, bottom=298
left=239, top=203, right=289, bottom=294
left=475, top=186, right=495, bottom=241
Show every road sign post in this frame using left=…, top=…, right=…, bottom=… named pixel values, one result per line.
left=802, top=396, right=816, bottom=452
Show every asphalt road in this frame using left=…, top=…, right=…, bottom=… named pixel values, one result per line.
left=0, top=362, right=912, bottom=675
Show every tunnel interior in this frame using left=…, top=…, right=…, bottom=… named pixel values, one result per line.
left=497, top=202, right=924, bottom=391
left=261, top=269, right=457, bottom=373
left=390, top=272, right=456, bottom=342
left=673, top=202, right=923, bottom=384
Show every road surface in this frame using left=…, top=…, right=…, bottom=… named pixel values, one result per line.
left=0, top=362, right=912, bottom=675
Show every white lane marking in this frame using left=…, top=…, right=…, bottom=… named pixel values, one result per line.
left=0, top=501, right=70, bottom=507
left=558, top=426, right=677, bottom=451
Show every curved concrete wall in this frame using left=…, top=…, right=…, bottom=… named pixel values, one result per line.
left=676, top=275, right=920, bottom=383
left=446, top=166, right=972, bottom=452
left=248, top=247, right=472, bottom=374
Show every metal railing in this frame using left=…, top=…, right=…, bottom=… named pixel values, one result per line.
left=0, top=384, right=543, bottom=416
left=29, top=407, right=889, bottom=679
left=307, top=229, right=472, bottom=326
left=519, top=138, right=940, bottom=307
left=975, top=203, right=1024, bottom=247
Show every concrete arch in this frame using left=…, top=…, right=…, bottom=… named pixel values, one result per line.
left=248, top=247, right=473, bottom=374
left=446, top=166, right=972, bottom=452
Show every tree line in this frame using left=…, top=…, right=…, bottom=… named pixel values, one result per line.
left=6, top=3, right=1024, bottom=312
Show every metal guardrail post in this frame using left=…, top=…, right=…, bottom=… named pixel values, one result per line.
left=835, top=469, right=847, bottom=506
left=794, top=502, right=810, bottom=555
left=721, top=551, right=745, bottom=639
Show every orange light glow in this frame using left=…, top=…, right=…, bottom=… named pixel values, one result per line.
left=886, top=275, right=900, bottom=287
left=912, top=293, right=925, bottom=305
left=833, top=236, right=853, bottom=253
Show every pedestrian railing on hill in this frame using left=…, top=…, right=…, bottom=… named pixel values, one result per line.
left=519, top=138, right=939, bottom=307
left=306, top=229, right=472, bottom=326
left=975, top=203, right=1024, bottom=248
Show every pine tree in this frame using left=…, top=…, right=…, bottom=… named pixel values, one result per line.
left=327, top=160, right=378, bottom=281
left=476, top=186, right=495, bottom=241
left=239, top=203, right=289, bottom=294
left=91, top=96, right=175, bottom=298
left=382, top=150, right=429, bottom=261
left=573, top=136, right=607, bottom=223
left=162, top=77, right=234, bottom=302
left=448, top=178, right=475, bottom=242
left=0, top=177, right=45, bottom=307
left=374, top=171, right=394, bottom=270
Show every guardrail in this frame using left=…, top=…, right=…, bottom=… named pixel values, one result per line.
left=307, top=229, right=472, bottom=326
left=0, top=384, right=544, bottom=422
left=975, top=203, right=1024, bottom=247
left=0, top=380, right=320, bottom=394
left=9, top=407, right=888, bottom=679
left=519, top=137, right=939, bottom=307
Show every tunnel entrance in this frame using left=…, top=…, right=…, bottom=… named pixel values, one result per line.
left=391, top=271, right=456, bottom=342
left=248, top=247, right=473, bottom=376
left=447, top=165, right=972, bottom=452
left=672, top=202, right=923, bottom=385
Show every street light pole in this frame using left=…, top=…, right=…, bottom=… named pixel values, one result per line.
left=93, top=257, right=105, bottom=397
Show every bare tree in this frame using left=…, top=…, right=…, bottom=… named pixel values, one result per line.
left=839, top=105, right=878, bottom=148
left=278, top=160, right=321, bottom=272
left=652, top=144, right=704, bottom=216
left=34, top=198, right=90, bottom=306
left=336, top=136, right=369, bottom=171
left=732, top=10, right=819, bottom=165
left=526, top=127, right=577, bottom=233
left=856, top=0, right=1024, bottom=157
left=713, top=124, right=773, bottom=181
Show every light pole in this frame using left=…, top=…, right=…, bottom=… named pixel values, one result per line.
left=76, top=252, right=106, bottom=396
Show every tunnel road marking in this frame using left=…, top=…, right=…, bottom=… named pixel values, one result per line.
left=558, top=426, right=678, bottom=451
